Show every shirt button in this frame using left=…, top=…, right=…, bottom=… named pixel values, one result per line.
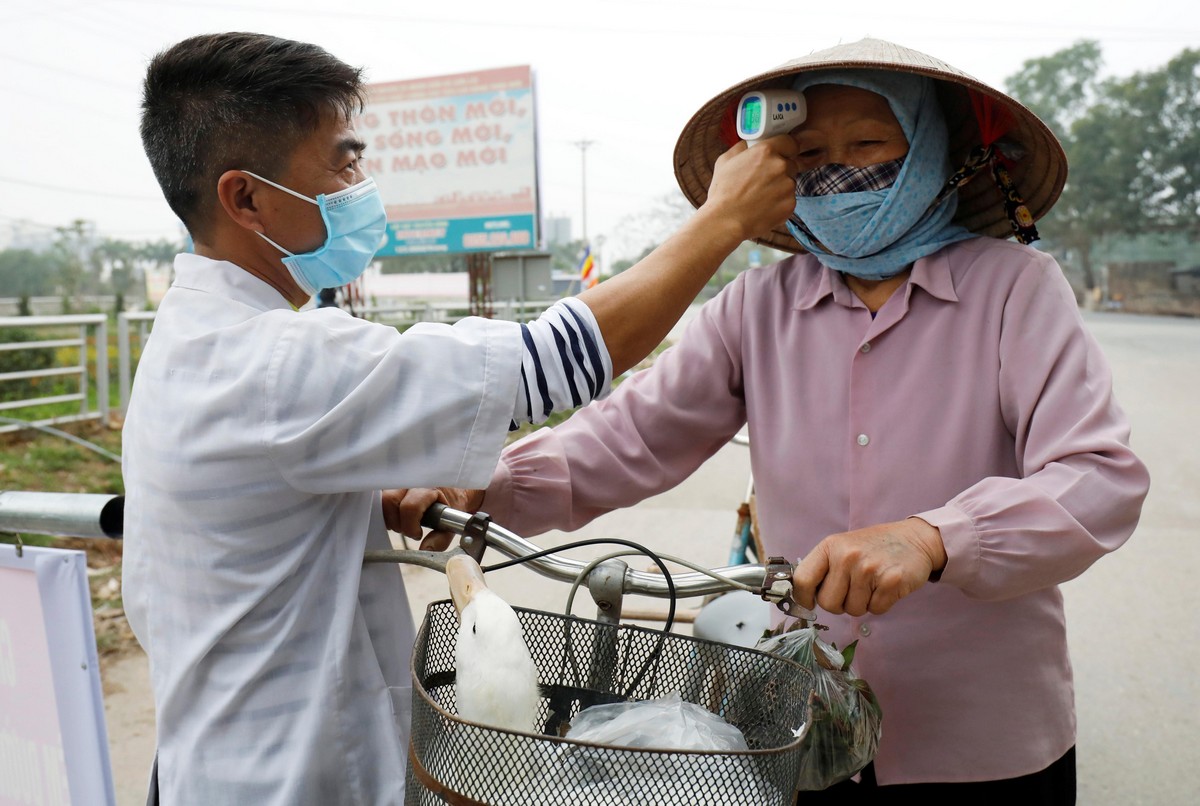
left=856, top=434, right=870, bottom=446
left=859, top=622, right=871, bottom=637
left=860, top=342, right=872, bottom=353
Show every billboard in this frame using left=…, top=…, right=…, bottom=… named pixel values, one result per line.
left=359, top=66, right=538, bottom=256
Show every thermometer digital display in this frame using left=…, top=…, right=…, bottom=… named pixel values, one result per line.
left=736, top=90, right=806, bottom=146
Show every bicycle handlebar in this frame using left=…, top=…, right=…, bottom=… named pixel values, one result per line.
left=417, top=503, right=769, bottom=600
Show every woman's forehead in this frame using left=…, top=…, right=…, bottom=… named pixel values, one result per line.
left=801, top=84, right=899, bottom=126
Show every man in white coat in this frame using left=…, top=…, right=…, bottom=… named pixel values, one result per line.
left=122, top=31, right=798, bottom=805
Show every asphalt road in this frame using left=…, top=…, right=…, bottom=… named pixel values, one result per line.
left=105, top=310, right=1199, bottom=804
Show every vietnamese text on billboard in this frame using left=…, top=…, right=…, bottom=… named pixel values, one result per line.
left=360, top=65, right=538, bottom=256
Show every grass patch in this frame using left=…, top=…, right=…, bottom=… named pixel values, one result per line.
left=1, top=422, right=136, bottom=663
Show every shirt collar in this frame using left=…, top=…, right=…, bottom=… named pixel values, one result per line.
left=908, top=247, right=959, bottom=304
left=170, top=253, right=294, bottom=312
left=793, top=247, right=959, bottom=311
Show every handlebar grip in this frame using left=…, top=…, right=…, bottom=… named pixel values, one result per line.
left=420, top=502, right=448, bottom=530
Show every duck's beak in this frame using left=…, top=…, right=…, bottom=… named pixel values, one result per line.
left=446, top=554, right=488, bottom=614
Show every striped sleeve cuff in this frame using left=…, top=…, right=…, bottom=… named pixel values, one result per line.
left=512, top=298, right=613, bottom=424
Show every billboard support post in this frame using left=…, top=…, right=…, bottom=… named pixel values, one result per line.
left=467, top=253, right=493, bottom=319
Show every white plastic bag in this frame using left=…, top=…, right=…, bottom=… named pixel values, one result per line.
left=539, top=693, right=779, bottom=804
left=564, top=692, right=749, bottom=751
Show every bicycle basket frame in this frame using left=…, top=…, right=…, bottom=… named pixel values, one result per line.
left=405, top=600, right=813, bottom=805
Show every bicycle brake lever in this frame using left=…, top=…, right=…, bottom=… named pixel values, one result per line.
left=760, top=556, right=817, bottom=621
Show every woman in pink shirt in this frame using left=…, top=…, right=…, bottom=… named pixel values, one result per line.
left=392, top=39, right=1149, bottom=803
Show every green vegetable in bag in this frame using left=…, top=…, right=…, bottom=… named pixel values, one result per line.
left=756, top=622, right=883, bottom=791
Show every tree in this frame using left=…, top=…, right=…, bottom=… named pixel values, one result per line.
left=0, top=249, right=55, bottom=315
left=607, top=191, right=694, bottom=265
left=606, top=190, right=792, bottom=293
left=548, top=238, right=590, bottom=275
left=96, top=238, right=140, bottom=315
left=1006, top=42, right=1200, bottom=290
left=1005, top=41, right=1104, bottom=137
left=1005, top=41, right=1129, bottom=290
left=50, top=219, right=100, bottom=312
left=1131, top=49, right=1200, bottom=233
left=136, top=238, right=181, bottom=273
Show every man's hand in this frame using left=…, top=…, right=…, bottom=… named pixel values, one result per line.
left=381, top=487, right=484, bottom=551
left=792, top=518, right=946, bottom=617
left=700, top=135, right=801, bottom=243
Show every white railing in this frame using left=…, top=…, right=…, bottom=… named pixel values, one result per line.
left=0, top=314, right=109, bottom=434
left=355, top=299, right=555, bottom=326
left=117, top=311, right=156, bottom=414
left=490, top=299, right=558, bottom=321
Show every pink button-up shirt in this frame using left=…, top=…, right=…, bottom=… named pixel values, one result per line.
left=484, top=236, right=1149, bottom=785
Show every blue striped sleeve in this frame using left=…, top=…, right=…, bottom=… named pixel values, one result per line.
left=550, top=324, right=583, bottom=408
left=519, top=323, right=553, bottom=420
left=557, top=312, right=598, bottom=399
left=563, top=302, right=608, bottom=393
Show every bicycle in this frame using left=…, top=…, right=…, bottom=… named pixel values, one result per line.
left=370, top=503, right=813, bottom=806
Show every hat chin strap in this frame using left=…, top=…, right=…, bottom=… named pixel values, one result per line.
left=934, top=143, right=1039, bottom=245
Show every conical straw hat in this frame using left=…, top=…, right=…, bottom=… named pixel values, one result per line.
left=674, top=38, right=1067, bottom=253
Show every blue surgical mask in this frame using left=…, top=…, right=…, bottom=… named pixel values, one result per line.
left=243, top=171, right=388, bottom=296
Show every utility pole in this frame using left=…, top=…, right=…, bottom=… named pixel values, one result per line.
left=572, top=140, right=595, bottom=242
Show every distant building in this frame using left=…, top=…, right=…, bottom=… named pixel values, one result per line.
left=1107, top=260, right=1200, bottom=317
left=543, top=216, right=572, bottom=247
left=0, top=219, right=56, bottom=253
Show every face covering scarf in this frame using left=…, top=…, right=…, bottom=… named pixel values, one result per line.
left=795, top=158, right=905, bottom=198
left=786, top=70, right=974, bottom=280
left=243, top=171, right=388, bottom=296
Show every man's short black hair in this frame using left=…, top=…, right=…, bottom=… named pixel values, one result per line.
left=140, top=32, right=365, bottom=241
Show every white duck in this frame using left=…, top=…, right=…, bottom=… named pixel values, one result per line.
left=446, top=554, right=541, bottom=733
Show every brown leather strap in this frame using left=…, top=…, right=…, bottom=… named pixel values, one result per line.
left=408, top=739, right=488, bottom=806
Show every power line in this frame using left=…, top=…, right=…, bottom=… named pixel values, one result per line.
left=0, top=212, right=182, bottom=240
left=0, top=175, right=161, bottom=201
left=0, top=53, right=129, bottom=92
left=0, top=82, right=130, bottom=123
left=95, top=0, right=1200, bottom=42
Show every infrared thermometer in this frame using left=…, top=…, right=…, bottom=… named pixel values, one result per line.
left=737, top=89, right=806, bottom=145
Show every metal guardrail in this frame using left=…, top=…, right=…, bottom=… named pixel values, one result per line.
left=0, top=314, right=109, bottom=434
left=117, top=311, right=155, bottom=414
left=355, top=298, right=555, bottom=325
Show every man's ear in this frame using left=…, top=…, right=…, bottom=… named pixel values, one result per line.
left=214, top=170, right=265, bottom=233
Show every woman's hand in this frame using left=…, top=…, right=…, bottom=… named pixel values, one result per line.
left=791, top=518, right=946, bottom=616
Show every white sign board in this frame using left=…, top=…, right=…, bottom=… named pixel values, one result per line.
left=358, top=65, right=539, bottom=256
left=0, top=545, right=115, bottom=806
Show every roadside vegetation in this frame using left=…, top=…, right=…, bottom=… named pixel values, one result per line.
left=0, top=422, right=135, bottom=664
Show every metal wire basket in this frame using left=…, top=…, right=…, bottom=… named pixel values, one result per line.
left=405, top=600, right=814, bottom=805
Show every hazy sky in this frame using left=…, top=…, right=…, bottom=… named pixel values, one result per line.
left=1, top=0, right=1196, bottom=262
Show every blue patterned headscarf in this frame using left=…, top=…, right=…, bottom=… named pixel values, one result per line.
left=786, top=69, right=974, bottom=279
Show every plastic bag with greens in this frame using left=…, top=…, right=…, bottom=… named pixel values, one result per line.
left=755, top=624, right=882, bottom=791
